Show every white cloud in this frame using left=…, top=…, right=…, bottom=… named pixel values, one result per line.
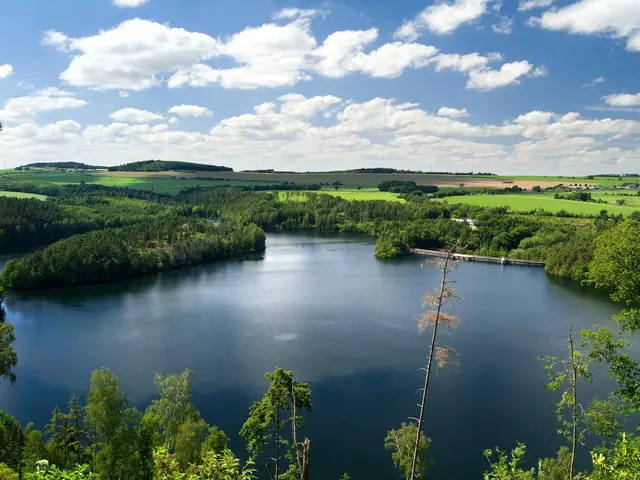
left=518, top=0, right=555, bottom=11
left=467, top=61, right=536, bottom=90
left=109, top=108, right=164, bottom=123
left=313, top=30, right=438, bottom=78
left=119, top=91, right=130, bottom=98
left=273, top=8, right=320, bottom=20
left=583, top=76, right=606, bottom=87
left=41, top=30, right=72, bottom=52
left=168, top=21, right=316, bottom=89
left=48, top=19, right=221, bottom=91
left=0, top=64, right=14, bottom=79
left=168, top=117, right=179, bottom=125
left=438, top=107, right=470, bottom=118
left=167, top=105, right=213, bottom=117
left=395, top=0, right=489, bottom=40
left=532, top=0, right=640, bottom=52
left=605, top=93, right=640, bottom=107
left=492, top=17, right=513, bottom=34
left=278, top=94, right=342, bottom=117
left=6, top=95, right=640, bottom=174
left=433, top=52, right=500, bottom=72
left=113, top=0, right=149, bottom=7
left=0, top=89, right=87, bottom=122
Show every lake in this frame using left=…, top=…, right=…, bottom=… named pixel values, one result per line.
left=0, top=232, right=622, bottom=479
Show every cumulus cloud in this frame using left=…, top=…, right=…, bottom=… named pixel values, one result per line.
left=0, top=88, right=87, bottom=122
left=113, top=0, right=149, bottom=7
left=47, top=19, right=221, bottom=91
left=518, top=0, right=555, bottom=11
left=531, top=0, right=640, bottom=52
left=41, top=30, right=72, bottom=52
left=0, top=64, right=13, bottom=79
left=438, top=107, right=470, bottom=118
left=5, top=94, right=640, bottom=173
left=109, top=108, right=164, bottom=123
left=605, top=93, right=640, bottom=107
left=167, top=105, right=213, bottom=117
left=467, top=61, right=539, bottom=90
left=395, top=0, right=489, bottom=41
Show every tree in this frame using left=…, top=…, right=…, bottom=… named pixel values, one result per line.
left=384, top=424, right=429, bottom=479
left=0, top=464, right=18, bottom=480
left=356, top=185, right=362, bottom=190
left=589, top=433, right=640, bottom=479
left=25, top=461, right=97, bottom=480
left=22, top=423, right=47, bottom=473
left=174, top=418, right=207, bottom=469
left=85, top=368, right=135, bottom=480
left=0, top=411, right=25, bottom=475
left=406, top=245, right=460, bottom=480
left=542, top=326, right=592, bottom=480
left=0, top=320, right=17, bottom=385
left=532, top=186, right=542, bottom=193
left=459, top=183, right=465, bottom=189
left=240, top=368, right=311, bottom=480
left=151, top=369, right=196, bottom=452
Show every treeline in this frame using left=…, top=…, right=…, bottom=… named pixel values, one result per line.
left=554, top=191, right=593, bottom=202
left=432, top=185, right=524, bottom=198
left=107, top=160, right=232, bottom=173
left=1, top=218, right=265, bottom=289
left=377, top=180, right=438, bottom=194
left=17, top=162, right=106, bottom=170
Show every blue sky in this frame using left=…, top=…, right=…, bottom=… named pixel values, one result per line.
left=1, top=0, right=640, bottom=174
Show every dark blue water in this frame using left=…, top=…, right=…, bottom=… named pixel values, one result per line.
left=0, top=233, right=622, bottom=479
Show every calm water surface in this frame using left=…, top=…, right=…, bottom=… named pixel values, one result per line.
left=0, top=233, right=622, bottom=479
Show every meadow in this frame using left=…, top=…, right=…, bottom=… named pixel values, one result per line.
left=0, top=190, right=47, bottom=200
left=278, top=189, right=406, bottom=202
left=437, top=193, right=640, bottom=216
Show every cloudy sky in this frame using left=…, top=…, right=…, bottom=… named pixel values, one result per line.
left=1, top=0, right=640, bottom=174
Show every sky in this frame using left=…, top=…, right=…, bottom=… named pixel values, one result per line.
left=1, top=0, right=640, bottom=174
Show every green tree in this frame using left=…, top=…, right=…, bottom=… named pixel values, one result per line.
left=483, top=444, right=535, bottom=480
left=542, top=326, right=591, bottom=480
left=22, top=423, right=47, bottom=473
left=203, top=426, right=229, bottom=455
left=174, top=418, right=207, bottom=469
left=85, top=368, right=136, bottom=480
left=0, top=411, right=25, bottom=475
left=0, top=463, right=18, bottom=480
left=589, top=434, right=640, bottom=479
left=239, top=368, right=311, bottom=480
left=24, top=461, right=97, bottom=480
left=151, top=369, right=196, bottom=452
left=0, top=320, right=17, bottom=385
left=384, top=423, right=429, bottom=480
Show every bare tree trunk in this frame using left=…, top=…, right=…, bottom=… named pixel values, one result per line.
left=410, top=248, right=453, bottom=480
left=569, top=326, right=577, bottom=480
left=301, top=438, right=311, bottom=480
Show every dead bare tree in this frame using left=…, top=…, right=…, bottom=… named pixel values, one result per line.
left=409, top=244, right=461, bottom=480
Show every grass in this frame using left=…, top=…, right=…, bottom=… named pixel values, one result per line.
left=437, top=193, right=640, bottom=216
left=277, top=188, right=405, bottom=202
left=0, top=190, right=47, bottom=200
left=2, top=172, right=276, bottom=195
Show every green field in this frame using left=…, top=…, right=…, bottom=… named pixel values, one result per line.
left=1, top=172, right=278, bottom=194
left=0, top=190, right=47, bottom=200
left=438, top=193, right=640, bottom=216
left=278, top=189, right=406, bottom=202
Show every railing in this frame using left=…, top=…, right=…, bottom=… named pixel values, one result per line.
left=409, top=248, right=546, bottom=267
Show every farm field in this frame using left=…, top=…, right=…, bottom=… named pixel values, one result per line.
left=278, top=189, right=406, bottom=202
left=0, top=190, right=47, bottom=200
left=1, top=172, right=278, bottom=194
left=437, top=193, right=640, bottom=216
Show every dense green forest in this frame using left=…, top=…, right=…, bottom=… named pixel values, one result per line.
left=107, top=160, right=233, bottom=173
left=1, top=218, right=265, bottom=289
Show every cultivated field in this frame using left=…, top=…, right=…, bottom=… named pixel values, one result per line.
left=279, top=189, right=406, bottom=202
left=437, top=193, right=640, bottom=216
left=0, top=190, right=47, bottom=200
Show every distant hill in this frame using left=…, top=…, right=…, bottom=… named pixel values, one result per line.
left=108, top=160, right=233, bottom=173
left=18, top=162, right=107, bottom=170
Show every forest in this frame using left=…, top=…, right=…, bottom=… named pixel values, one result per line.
left=0, top=186, right=638, bottom=477
left=107, top=161, right=233, bottom=173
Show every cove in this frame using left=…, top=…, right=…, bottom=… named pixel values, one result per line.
left=0, top=232, right=621, bottom=479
